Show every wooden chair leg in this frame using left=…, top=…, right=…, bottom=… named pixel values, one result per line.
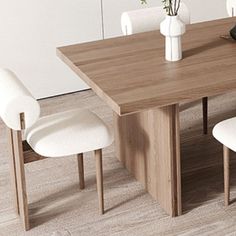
left=77, top=154, right=85, bottom=189
left=94, top=149, right=104, bottom=214
left=202, top=97, right=208, bottom=135
left=7, top=128, right=19, bottom=214
left=223, top=145, right=230, bottom=206
left=12, top=130, right=30, bottom=231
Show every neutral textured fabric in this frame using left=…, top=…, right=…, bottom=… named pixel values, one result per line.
left=213, top=117, right=236, bottom=152
left=25, top=109, right=113, bottom=157
left=121, top=3, right=190, bottom=35
left=227, top=0, right=236, bottom=16
left=0, top=69, right=40, bottom=130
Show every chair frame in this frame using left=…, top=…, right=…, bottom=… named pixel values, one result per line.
left=223, top=145, right=230, bottom=206
left=8, top=112, right=104, bottom=231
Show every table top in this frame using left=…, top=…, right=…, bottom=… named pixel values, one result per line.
left=57, top=17, right=236, bottom=116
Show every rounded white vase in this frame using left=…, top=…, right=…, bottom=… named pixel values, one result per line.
left=160, top=15, right=186, bottom=62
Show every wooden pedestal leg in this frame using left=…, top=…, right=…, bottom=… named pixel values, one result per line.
left=77, top=154, right=85, bottom=189
left=12, top=130, right=30, bottom=231
left=113, top=104, right=181, bottom=216
left=7, top=128, right=19, bottom=214
left=94, top=149, right=104, bottom=215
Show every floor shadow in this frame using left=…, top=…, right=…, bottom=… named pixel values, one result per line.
left=29, top=183, right=80, bottom=215
left=181, top=104, right=236, bottom=213
left=29, top=183, right=87, bottom=228
left=28, top=163, right=140, bottom=228
left=105, top=191, right=146, bottom=213
left=114, top=113, right=150, bottom=192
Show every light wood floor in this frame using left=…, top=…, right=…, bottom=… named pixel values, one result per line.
left=1, top=89, right=236, bottom=236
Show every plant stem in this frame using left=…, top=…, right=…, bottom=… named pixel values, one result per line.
left=174, top=0, right=177, bottom=15
left=142, top=0, right=181, bottom=16
left=169, top=0, right=174, bottom=15
left=176, top=0, right=181, bottom=15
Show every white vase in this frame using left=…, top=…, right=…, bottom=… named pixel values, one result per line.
left=160, top=15, right=186, bottom=62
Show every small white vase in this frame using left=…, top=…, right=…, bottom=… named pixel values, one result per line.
left=160, top=15, right=186, bottom=62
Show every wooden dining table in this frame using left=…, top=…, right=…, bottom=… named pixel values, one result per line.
left=57, top=17, right=236, bottom=217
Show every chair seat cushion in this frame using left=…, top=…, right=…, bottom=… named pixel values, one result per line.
left=25, top=109, right=113, bottom=157
left=213, top=117, right=236, bottom=152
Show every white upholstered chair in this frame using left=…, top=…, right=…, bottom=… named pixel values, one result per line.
left=121, top=3, right=209, bottom=134
left=0, top=69, right=113, bottom=230
left=121, top=3, right=190, bottom=35
left=213, top=117, right=236, bottom=206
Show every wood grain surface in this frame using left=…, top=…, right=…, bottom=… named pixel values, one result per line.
left=57, top=17, right=236, bottom=115
left=113, top=104, right=181, bottom=216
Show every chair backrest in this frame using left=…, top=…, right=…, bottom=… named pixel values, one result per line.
left=121, top=3, right=190, bottom=35
left=0, top=69, right=40, bottom=130
left=227, top=0, right=236, bottom=16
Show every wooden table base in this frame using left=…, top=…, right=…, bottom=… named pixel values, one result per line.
left=113, top=104, right=181, bottom=216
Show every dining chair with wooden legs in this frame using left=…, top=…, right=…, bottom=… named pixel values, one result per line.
left=121, top=3, right=209, bottom=134
left=0, top=69, right=113, bottom=231
left=213, top=117, right=236, bottom=206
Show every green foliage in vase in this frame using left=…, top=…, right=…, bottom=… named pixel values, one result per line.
left=140, top=0, right=181, bottom=16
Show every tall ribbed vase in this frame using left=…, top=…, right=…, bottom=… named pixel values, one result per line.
left=160, top=15, right=186, bottom=62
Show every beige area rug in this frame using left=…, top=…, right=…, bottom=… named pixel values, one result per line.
left=1, top=90, right=236, bottom=236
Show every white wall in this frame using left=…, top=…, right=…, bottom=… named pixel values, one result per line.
left=0, top=0, right=229, bottom=99
left=184, top=0, right=229, bottom=23
left=0, top=0, right=102, bottom=99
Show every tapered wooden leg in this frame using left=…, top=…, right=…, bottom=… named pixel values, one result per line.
left=114, top=104, right=181, bottom=217
left=223, top=145, right=230, bottom=206
left=202, top=97, right=208, bottom=135
left=77, top=154, right=85, bottom=189
left=94, top=149, right=104, bottom=214
left=12, top=130, right=30, bottom=231
left=7, top=128, right=19, bottom=214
